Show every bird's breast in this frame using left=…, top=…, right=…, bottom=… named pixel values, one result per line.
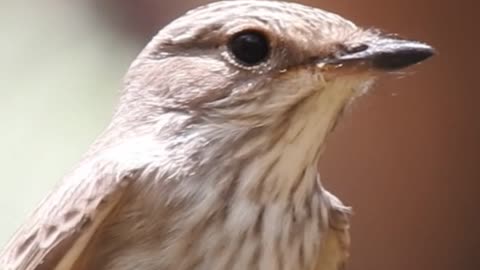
left=82, top=167, right=348, bottom=270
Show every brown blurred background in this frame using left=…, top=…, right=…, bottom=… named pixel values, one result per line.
left=0, top=0, right=478, bottom=269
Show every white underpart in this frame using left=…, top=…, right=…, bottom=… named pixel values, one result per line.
left=202, top=77, right=372, bottom=270
left=96, top=76, right=373, bottom=270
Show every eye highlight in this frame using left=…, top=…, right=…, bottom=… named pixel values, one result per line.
left=228, top=30, right=270, bottom=66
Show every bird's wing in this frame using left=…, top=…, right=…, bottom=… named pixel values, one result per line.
left=0, top=161, right=137, bottom=270
left=315, top=190, right=352, bottom=270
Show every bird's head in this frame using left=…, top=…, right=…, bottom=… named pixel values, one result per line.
left=121, top=1, right=432, bottom=127
left=116, top=0, right=433, bottom=157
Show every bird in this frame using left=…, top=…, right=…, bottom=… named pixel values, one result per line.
left=0, top=1, right=434, bottom=270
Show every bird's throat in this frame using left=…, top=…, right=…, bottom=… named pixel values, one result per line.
left=232, top=78, right=363, bottom=204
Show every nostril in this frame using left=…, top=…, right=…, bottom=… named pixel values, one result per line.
left=331, top=43, right=369, bottom=59
left=345, top=44, right=369, bottom=54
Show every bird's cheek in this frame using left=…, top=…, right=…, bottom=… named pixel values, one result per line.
left=272, top=69, right=325, bottom=98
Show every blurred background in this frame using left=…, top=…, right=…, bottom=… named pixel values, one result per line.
left=0, top=0, right=478, bottom=269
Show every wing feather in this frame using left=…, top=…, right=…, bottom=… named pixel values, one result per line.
left=0, top=161, right=136, bottom=270
left=315, top=190, right=352, bottom=270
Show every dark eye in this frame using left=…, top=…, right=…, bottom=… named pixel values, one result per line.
left=228, top=31, right=270, bottom=66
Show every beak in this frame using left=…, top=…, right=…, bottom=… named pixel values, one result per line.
left=327, top=37, right=435, bottom=71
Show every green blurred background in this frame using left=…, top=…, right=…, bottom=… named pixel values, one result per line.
left=0, top=0, right=139, bottom=245
left=0, top=0, right=478, bottom=270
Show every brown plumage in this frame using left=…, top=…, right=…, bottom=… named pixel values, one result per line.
left=0, top=1, right=433, bottom=269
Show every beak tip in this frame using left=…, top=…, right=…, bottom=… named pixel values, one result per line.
left=372, top=41, right=435, bottom=70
